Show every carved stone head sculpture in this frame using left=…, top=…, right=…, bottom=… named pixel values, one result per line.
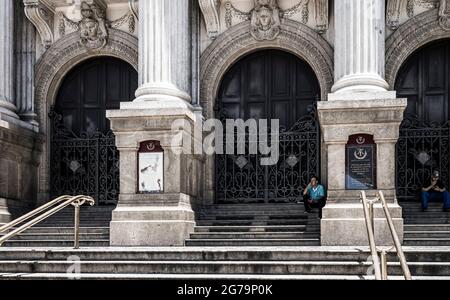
left=79, top=2, right=108, bottom=49
left=250, top=0, right=281, bottom=40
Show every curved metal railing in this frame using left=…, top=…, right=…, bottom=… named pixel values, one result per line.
left=0, top=195, right=95, bottom=249
left=361, top=191, right=412, bottom=280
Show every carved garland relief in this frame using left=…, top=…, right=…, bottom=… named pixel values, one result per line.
left=387, top=0, right=450, bottom=31
left=200, top=0, right=329, bottom=41
left=24, top=0, right=137, bottom=51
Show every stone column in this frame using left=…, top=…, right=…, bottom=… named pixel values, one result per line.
left=331, top=0, right=390, bottom=95
left=129, top=0, right=192, bottom=108
left=0, top=0, right=19, bottom=122
left=107, top=0, right=203, bottom=246
left=318, top=0, right=407, bottom=246
left=14, top=1, right=38, bottom=126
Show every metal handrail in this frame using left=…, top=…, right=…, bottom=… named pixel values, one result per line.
left=361, top=191, right=412, bottom=280
left=361, top=191, right=382, bottom=280
left=378, top=191, right=412, bottom=280
left=0, top=195, right=95, bottom=249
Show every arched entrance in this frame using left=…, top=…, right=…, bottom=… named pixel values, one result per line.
left=215, top=49, right=321, bottom=203
left=50, top=57, right=138, bottom=205
left=396, top=39, right=450, bottom=200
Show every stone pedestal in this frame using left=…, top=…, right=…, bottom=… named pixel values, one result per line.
left=0, top=120, right=42, bottom=224
left=318, top=97, right=407, bottom=246
left=107, top=107, right=202, bottom=246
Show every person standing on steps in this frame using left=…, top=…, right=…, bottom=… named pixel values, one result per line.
left=301, top=176, right=326, bottom=217
left=422, top=171, right=450, bottom=212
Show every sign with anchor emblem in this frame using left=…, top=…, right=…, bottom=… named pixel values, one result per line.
left=346, top=134, right=377, bottom=190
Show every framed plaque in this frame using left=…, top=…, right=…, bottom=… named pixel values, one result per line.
left=138, top=141, right=164, bottom=193
left=346, top=134, right=377, bottom=190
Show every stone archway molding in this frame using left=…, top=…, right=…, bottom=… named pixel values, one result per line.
left=200, top=18, right=334, bottom=119
left=386, top=8, right=450, bottom=88
left=34, top=28, right=138, bottom=200
left=35, top=29, right=138, bottom=126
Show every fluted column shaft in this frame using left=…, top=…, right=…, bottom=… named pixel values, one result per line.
left=135, top=0, right=191, bottom=103
left=15, top=1, right=37, bottom=124
left=332, top=0, right=389, bottom=94
left=0, top=0, right=19, bottom=119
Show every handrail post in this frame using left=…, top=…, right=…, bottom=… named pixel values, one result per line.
left=74, top=204, right=81, bottom=249
left=361, top=191, right=382, bottom=280
left=380, top=249, right=388, bottom=280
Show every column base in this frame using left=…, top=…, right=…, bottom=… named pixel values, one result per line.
left=134, top=83, right=192, bottom=104
left=321, top=203, right=404, bottom=246
left=110, top=193, right=196, bottom=247
left=331, top=74, right=390, bottom=94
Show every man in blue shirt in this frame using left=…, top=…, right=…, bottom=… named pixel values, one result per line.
left=302, top=176, right=326, bottom=217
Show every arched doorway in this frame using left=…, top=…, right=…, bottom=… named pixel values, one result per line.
left=396, top=40, right=450, bottom=201
left=50, top=57, right=138, bottom=205
left=215, top=49, right=321, bottom=203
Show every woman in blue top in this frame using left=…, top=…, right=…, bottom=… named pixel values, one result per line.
left=302, top=176, right=326, bottom=217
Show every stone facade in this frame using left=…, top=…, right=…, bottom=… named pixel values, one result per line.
left=0, top=0, right=448, bottom=247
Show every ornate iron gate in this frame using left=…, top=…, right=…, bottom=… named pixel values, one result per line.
left=215, top=108, right=320, bottom=204
left=50, top=111, right=120, bottom=205
left=396, top=115, right=450, bottom=201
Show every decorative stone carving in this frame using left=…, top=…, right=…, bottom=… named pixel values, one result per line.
left=199, top=0, right=220, bottom=39
left=439, top=0, right=450, bottom=30
left=387, top=0, right=440, bottom=30
left=59, top=2, right=108, bottom=49
left=59, top=1, right=137, bottom=50
left=250, top=0, right=281, bottom=41
left=315, top=0, right=328, bottom=34
left=23, top=0, right=55, bottom=49
left=223, top=0, right=322, bottom=40
left=387, top=0, right=402, bottom=30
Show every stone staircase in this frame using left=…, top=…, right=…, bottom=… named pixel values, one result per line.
left=0, top=247, right=449, bottom=280
left=0, top=206, right=114, bottom=247
left=187, top=204, right=320, bottom=247
left=400, top=201, right=450, bottom=246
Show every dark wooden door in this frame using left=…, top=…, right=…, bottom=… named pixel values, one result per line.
left=216, top=50, right=321, bottom=203
left=395, top=40, right=450, bottom=124
left=218, top=49, right=320, bottom=129
left=55, top=57, right=138, bottom=135
left=395, top=40, right=450, bottom=200
left=51, top=57, right=138, bottom=205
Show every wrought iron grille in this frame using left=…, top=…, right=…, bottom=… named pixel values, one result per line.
left=215, top=107, right=321, bottom=204
left=50, top=110, right=119, bottom=205
left=396, top=114, right=450, bottom=201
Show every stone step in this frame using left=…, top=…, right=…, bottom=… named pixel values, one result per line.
left=194, top=225, right=307, bottom=233
left=196, top=220, right=308, bottom=226
left=5, top=233, right=109, bottom=241
left=0, top=260, right=448, bottom=276
left=185, top=239, right=321, bottom=246
left=23, top=227, right=110, bottom=234
left=404, top=224, right=450, bottom=231
left=2, top=247, right=450, bottom=262
left=189, top=232, right=319, bottom=239
left=2, top=273, right=450, bottom=280
left=404, top=231, right=450, bottom=239
left=196, top=215, right=309, bottom=221
left=404, top=219, right=450, bottom=224
left=404, top=239, right=450, bottom=246
left=2, top=240, right=110, bottom=247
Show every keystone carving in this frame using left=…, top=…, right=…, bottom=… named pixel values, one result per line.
left=58, top=1, right=136, bottom=50
left=222, top=0, right=325, bottom=41
left=439, top=0, right=450, bottom=30
left=250, top=0, right=281, bottom=41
